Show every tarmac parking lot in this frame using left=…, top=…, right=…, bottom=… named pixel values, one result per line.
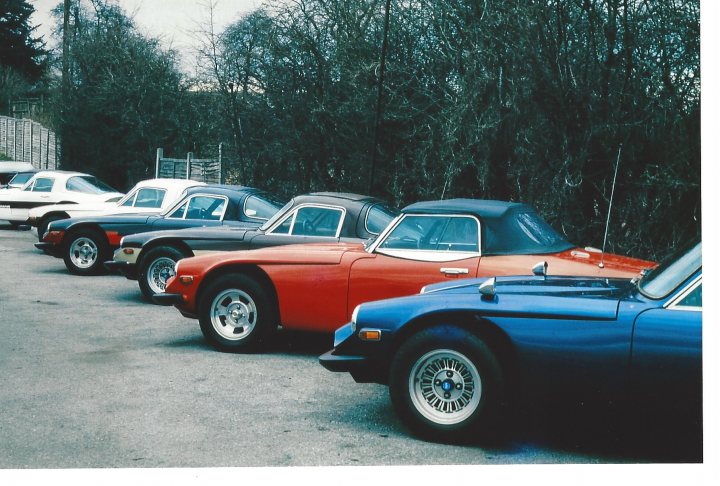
left=0, top=223, right=702, bottom=468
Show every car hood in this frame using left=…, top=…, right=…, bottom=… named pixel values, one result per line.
left=422, top=274, right=634, bottom=298
left=51, top=213, right=157, bottom=230
left=123, top=225, right=256, bottom=246
left=548, top=247, right=655, bottom=275
left=356, top=276, right=635, bottom=330
left=179, top=242, right=366, bottom=271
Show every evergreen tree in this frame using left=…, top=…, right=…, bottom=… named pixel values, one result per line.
left=0, top=0, right=47, bottom=83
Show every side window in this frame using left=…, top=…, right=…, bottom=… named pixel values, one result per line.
left=133, top=188, right=166, bottom=208
left=268, top=206, right=344, bottom=237
left=435, top=217, right=480, bottom=252
left=677, top=283, right=702, bottom=308
left=293, top=206, right=343, bottom=236
left=32, top=178, right=55, bottom=192
left=378, top=215, right=480, bottom=252
left=185, top=196, right=226, bottom=220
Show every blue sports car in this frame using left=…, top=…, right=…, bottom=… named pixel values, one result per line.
left=320, top=242, right=701, bottom=442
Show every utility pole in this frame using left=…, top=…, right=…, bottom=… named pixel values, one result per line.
left=61, top=0, right=71, bottom=167
left=368, top=0, right=392, bottom=194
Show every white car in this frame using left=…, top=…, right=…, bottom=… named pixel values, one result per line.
left=0, top=170, right=124, bottom=229
left=27, top=178, right=205, bottom=240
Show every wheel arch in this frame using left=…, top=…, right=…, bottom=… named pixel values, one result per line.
left=64, top=222, right=109, bottom=246
left=138, top=238, right=194, bottom=266
left=40, top=210, right=71, bottom=222
left=388, top=311, right=518, bottom=387
left=197, top=263, right=280, bottom=320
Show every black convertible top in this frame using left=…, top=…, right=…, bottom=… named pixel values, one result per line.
left=402, top=198, right=573, bottom=255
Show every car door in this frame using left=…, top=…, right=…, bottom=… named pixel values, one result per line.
left=10, top=176, right=57, bottom=220
left=631, top=275, right=702, bottom=403
left=347, top=214, right=482, bottom=317
left=248, top=204, right=345, bottom=249
left=152, top=194, right=227, bottom=231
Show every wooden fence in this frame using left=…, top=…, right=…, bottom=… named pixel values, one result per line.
left=155, top=146, right=223, bottom=184
left=0, top=116, right=59, bottom=169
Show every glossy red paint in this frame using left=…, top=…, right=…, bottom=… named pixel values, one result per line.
left=105, top=231, right=123, bottom=246
left=43, top=230, right=64, bottom=245
left=164, top=242, right=656, bottom=334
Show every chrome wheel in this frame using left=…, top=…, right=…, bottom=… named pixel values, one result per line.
left=209, top=288, right=258, bottom=341
left=409, top=349, right=481, bottom=425
left=69, top=236, right=99, bottom=269
left=146, top=256, right=176, bottom=294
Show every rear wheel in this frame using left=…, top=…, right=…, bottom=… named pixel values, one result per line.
left=198, top=273, right=277, bottom=352
left=138, top=245, right=187, bottom=301
left=389, top=326, right=504, bottom=443
left=63, top=228, right=108, bottom=275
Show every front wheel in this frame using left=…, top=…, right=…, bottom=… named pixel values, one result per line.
left=389, top=326, right=504, bottom=443
left=138, top=245, right=187, bottom=301
left=197, top=273, right=278, bottom=352
left=63, top=229, right=108, bottom=275
left=38, top=215, right=65, bottom=242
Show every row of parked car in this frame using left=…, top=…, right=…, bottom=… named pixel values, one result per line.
left=0, top=168, right=702, bottom=443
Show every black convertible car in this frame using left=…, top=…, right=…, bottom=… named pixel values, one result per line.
left=106, top=192, right=398, bottom=300
left=36, top=185, right=284, bottom=275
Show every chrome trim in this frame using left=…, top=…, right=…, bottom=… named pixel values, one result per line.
left=440, top=267, right=469, bottom=275
left=266, top=203, right=347, bottom=238
left=478, top=277, right=496, bottom=298
left=664, top=275, right=702, bottom=312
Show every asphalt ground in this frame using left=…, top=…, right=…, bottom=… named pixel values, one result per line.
left=0, top=223, right=703, bottom=470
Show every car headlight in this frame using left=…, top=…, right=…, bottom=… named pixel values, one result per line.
left=350, top=304, right=362, bottom=332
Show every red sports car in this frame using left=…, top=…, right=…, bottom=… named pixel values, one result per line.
left=154, top=199, right=655, bottom=352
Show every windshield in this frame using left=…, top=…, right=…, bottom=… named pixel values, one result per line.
left=260, top=199, right=294, bottom=231
left=639, top=242, right=701, bottom=299
left=66, top=176, right=118, bottom=194
left=8, top=172, right=35, bottom=186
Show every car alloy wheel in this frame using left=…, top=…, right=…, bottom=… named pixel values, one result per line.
left=69, top=236, right=99, bottom=269
left=146, top=256, right=176, bottom=294
left=408, top=349, right=482, bottom=425
left=209, top=288, right=258, bottom=341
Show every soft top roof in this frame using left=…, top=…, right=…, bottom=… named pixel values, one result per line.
left=402, top=199, right=530, bottom=219
left=186, top=184, right=263, bottom=196
left=308, top=192, right=380, bottom=202
left=401, top=198, right=573, bottom=255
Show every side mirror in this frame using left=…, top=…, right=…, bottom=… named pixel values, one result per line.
left=532, top=261, right=548, bottom=277
left=478, top=277, right=496, bottom=299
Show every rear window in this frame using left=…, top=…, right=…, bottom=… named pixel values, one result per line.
left=365, top=203, right=398, bottom=235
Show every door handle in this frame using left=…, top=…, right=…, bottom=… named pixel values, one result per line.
left=440, top=267, right=469, bottom=275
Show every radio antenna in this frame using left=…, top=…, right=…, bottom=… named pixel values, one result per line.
left=599, top=144, right=622, bottom=269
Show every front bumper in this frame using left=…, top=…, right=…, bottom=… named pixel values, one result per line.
left=104, top=260, right=137, bottom=279
left=34, top=241, right=62, bottom=257
left=318, top=322, right=387, bottom=384
left=152, top=292, right=184, bottom=306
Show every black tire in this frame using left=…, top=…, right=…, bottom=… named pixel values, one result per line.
left=63, top=228, right=109, bottom=275
left=37, top=215, right=65, bottom=242
left=197, top=273, right=278, bottom=352
left=389, top=326, right=504, bottom=443
left=138, top=245, right=187, bottom=301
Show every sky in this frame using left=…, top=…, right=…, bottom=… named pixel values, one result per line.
left=28, top=0, right=262, bottom=71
